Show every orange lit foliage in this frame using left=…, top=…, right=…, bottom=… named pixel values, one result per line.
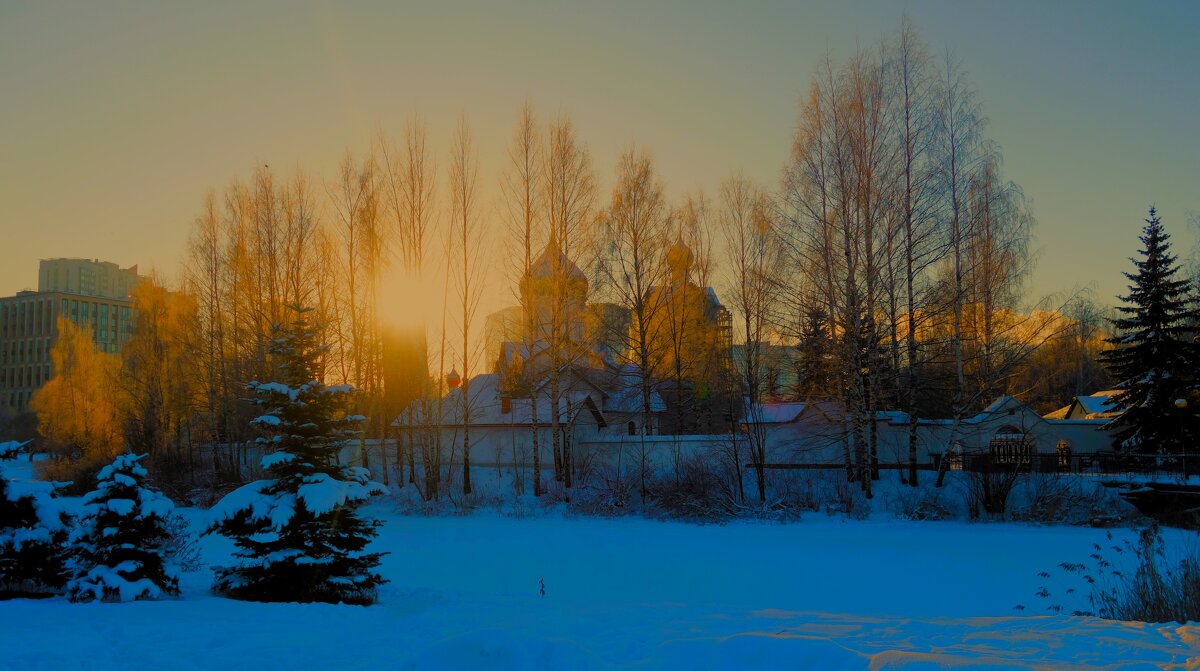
left=120, top=280, right=201, bottom=470
left=31, top=317, right=123, bottom=478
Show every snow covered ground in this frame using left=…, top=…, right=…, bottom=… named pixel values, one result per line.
left=1, top=492, right=1198, bottom=670
left=2, top=457, right=1198, bottom=669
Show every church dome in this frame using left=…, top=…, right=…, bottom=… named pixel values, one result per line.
left=529, top=234, right=587, bottom=282
left=666, top=238, right=694, bottom=279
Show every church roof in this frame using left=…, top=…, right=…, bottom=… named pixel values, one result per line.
left=529, top=236, right=586, bottom=282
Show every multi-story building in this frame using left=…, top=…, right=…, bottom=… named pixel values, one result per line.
left=37, top=258, right=140, bottom=299
left=0, top=259, right=142, bottom=417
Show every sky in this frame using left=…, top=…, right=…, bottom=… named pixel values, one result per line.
left=1, top=0, right=1198, bottom=323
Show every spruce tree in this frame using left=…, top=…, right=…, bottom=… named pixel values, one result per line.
left=793, top=307, right=832, bottom=400
left=1101, top=208, right=1199, bottom=458
left=208, top=307, right=386, bottom=605
left=0, top=440, right=71, bottom=596
left=67, top=453, right=180, bottom=602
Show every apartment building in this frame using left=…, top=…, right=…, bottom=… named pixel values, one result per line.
left=0, top=259, right=142, bottom=416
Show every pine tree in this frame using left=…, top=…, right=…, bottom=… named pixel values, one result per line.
left=67, top=453, right=180, bottom=602
left=793, top=307, right=833, bottom=400
left=1101, top=208, right=1200, bottom=458
left=0, top=440, right=71, bottom=595
left=208, top=306, right=386, bottom=605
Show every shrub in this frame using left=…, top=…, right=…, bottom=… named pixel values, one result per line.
left=645, top=457, right=738, bottom=522
left=893, top=485, right=953, bottom=521
left=1010, top=474, right=1140, bottom=526
left=161, top=512, right=203, bottom=573
left=1091, top=525, right=1200, bottom=623
left=572, top=464, right=638, bottom=517
left=825, top=472, right=870, bottom=520
left=961, top=468, right=1024, bottom=520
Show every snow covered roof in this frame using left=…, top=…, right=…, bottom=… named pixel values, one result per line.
left=876, top=410, right=911, bottom=424
left=1043, top=405, right=1070, bottom=420
left=604, top=384, right=667, bottom=414
left=393, top=373, right=606, bottom=428
left=745, top=402, right=909, bottom=426
left=590, top=364, right=667, bottom=414
left=914, top=396, right=1040, bottom=426
left=1075, top=391, right=1121, bottom=418
left=983, top=396, right=1020, bottom=413
left=746, top=402, right=806, bottom=424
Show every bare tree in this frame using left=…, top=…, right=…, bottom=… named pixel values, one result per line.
left=448, top=116, right=486, bottom=495
left=500, top=102, right=545, bottom=495
left=890, top=18, right=943, bottom=486
left=379, top=118, right=437, bottom=487
left=596, top=147, right=673, bottom=499
left=328, top=151, right=383, bottom=470
left=540, top=116, right=595, bottom=490
left=936, top=51, right=985, bottom=434
left=184, top=190, right=229, bottom=477
left=719, top=175, right=778, bottom=504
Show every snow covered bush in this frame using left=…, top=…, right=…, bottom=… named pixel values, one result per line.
left=1009, top=474, right=1139, bottom=526
left=67, top=453, right=181, bottom=602
left=160, top=512, right=203, bottom=572
left=573, top=463, right=638, bottom=517
left=207, top=307, right=386, bottom=605
left=646, top=457, right=740, bottom=522
left=892, top=483, right=953, bottom=521
left=0, top=440, right=72, bottom=596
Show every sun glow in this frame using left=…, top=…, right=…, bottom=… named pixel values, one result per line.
left=377, top=267, right=442, bottom=331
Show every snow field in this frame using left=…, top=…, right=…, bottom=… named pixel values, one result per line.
left=1, top=501, right=1197, bottom=670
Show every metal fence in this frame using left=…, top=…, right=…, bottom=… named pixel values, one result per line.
left=948, top=452, right=1200, bottom=479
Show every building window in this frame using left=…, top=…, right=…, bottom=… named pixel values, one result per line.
left=627, top=421, right=636, bottom=436
left=989, top=426, right=1031, bottom=466
left=1056, top=440, right=1072, bottom=471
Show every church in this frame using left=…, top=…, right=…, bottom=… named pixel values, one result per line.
left=394, top=235, right=738, bottom=471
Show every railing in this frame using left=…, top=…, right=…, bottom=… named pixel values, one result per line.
left=952, top=452, right=1200, bottom=479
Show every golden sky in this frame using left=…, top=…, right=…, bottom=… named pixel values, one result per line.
left=1, top=0, right=1197, bottom=322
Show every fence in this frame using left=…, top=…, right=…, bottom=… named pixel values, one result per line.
left=949, top=452, right=1200, bottom=479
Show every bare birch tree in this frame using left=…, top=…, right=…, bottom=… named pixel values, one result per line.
left=448, top=116, right=486, bottom=495
left=596, top=147, right=673, bottom=499
left=719, top=175, right=778, bottom=504
left=500, top=102, right=545, bottom=495
left=540, top=116, right=595, bottom=490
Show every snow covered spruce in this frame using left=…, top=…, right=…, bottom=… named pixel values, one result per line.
left=67, top=453, right=180, bottom=603
left=207, top=307, right=386, bottom=605
left=1100, top=207, right=1200, bottom=457
left=0, top=440, right=72, bottom=597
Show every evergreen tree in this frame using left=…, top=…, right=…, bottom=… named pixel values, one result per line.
left=1101, top=208, right=1200, bottom=457
left=792, top=308, right=833, bottom=400
left=208, top=307, right=386, bottom=605
left=0, top=440, right=71, bottom=595
left=68, top=453, right=180, bottom=602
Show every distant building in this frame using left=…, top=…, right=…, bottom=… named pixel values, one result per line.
left=1045, top=390, right=1122, bottom=420
left=0, top=259, right=144, bottom=418
left=482, top=306, right=524, bottom=374
left=38, top=258, right=141, bottom=300
left=748, top=394, right=1115, bottom=469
